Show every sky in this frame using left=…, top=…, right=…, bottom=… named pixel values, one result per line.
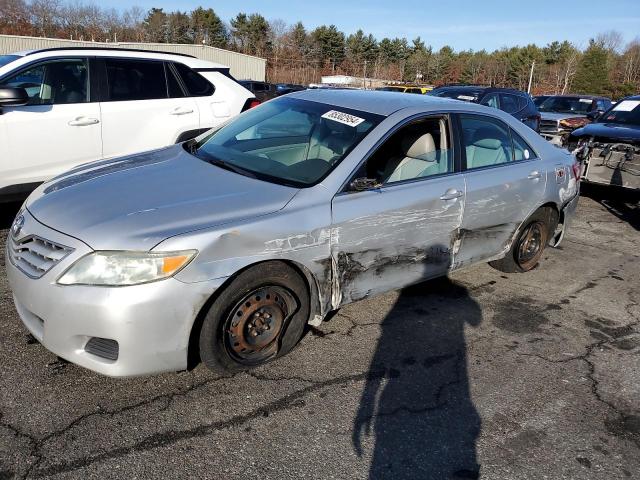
left=107, top=0, right=640, bottom=51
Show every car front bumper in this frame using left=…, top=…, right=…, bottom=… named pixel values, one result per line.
left=6, top=210, right=225, bottom=377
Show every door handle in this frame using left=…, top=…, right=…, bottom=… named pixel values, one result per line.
left=169, top=107, right=194, bottom=115
left=527, top=170, right=542, bottom=180
left=68, top=117, right=99, bottom=126
left=440, top=189, right=463, bottom=201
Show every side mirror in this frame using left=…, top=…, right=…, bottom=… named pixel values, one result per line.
left=0, top=87, right=29, bottom=107
left=349, top=177, right=382, bottom=192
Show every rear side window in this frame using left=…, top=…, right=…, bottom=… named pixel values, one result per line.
left=499, top=93, right=520, bottom=114
left=105, top=59, right=166, bottom=101
left=460, top=114, right=513, bottom=169
left=511, top=129, right=535, bottom=161
left=173, top=62, right=214, bottom=97
left=165, top=64, right=184, bottom=98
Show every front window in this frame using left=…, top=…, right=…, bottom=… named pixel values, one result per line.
left=0, top=55, right=21, bottom=69
left=190, top=97, right=383, bottom=187
left=599, top=99, right=640, bottom=125
left=0, top=58, right=88, bottom=105
left=538, top=96, right=594, bottom=114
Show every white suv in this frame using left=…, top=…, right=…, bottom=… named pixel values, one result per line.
left=0, top=47, right=257, bottom=201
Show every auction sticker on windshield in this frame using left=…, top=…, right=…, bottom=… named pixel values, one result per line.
left=613, top=100, right=640, bottom=112
left=321, top=110, right=366, bottom=127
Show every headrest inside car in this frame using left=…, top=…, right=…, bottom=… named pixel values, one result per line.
left=471, top=128, right=504, bottom=150
left=402, top=132, right=436, bottom=159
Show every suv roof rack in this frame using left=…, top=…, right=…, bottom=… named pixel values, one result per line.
left=24, top=47, right=196, bottom=59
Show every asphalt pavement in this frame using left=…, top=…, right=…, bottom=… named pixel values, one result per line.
left=0, top=189, right=638, bottom=479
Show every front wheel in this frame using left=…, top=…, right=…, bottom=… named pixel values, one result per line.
left=489, top=208, right=557, bottom=273
left=199, top=262, right=310, bottom=374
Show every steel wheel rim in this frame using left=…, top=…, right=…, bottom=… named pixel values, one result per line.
left=224, top=286, right=295, bottom=365
left=517, top=221, right=545, bottom=269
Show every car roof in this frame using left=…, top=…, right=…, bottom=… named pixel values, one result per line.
left=288, top=88, right=483, bottom=116
left=12, top=47, right=228, bottom=69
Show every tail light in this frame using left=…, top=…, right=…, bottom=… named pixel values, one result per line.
left=241, top=98, right=261, bottom=112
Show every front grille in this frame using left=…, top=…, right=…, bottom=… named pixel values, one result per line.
left=85, top=337, right=119, bottom=361
left=539, top=119, right=559, bottom=134
left=8, top=235, right=73, bottom=278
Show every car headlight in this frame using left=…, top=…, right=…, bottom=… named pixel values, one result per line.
left=57, top=250, right=197, bottom=286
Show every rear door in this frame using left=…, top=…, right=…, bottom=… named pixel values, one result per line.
left=453, top=113, right=546, bottom=268
left=0, top=56, right=102, bottom=189
left=99, top=58, right=199, bottom=159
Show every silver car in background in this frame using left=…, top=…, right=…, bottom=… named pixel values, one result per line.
left=7, top=90, right=580, bottom=377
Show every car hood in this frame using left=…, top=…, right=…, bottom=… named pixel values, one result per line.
left=570, top=122, right=640, bottom=145
left=26, top=145, right=299, bottom=250
left=540, top=112, right=587, bottom=121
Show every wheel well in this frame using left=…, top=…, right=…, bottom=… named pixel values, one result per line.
left=186, top=259, right=320, bottom=370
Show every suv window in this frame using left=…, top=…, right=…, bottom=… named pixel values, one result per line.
left=460, top=115, right=513, bottom=169
left=480, top=92, right=499, bottom=109
left=173, top=62, right=214, bottom=96
left=1, top=58, right=88, bottom=105
left=358, top=116, right=453, bottom=184
left=105, top=58, right=166, bottom=101
left=499, top=93, right=520, bottom=114
left=166, top=64, right=185, bottom=98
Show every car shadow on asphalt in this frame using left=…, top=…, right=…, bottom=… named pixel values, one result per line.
left=352, top=275, right=482, bottom=480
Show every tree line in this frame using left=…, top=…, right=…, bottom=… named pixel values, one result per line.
left=2, top=0, right=639, bottom=98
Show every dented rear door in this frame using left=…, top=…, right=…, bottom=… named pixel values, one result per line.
left=330, top=175, right=465, bottom=306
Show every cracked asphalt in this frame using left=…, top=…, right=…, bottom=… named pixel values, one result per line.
left=0, top=188, right=639, bottom=480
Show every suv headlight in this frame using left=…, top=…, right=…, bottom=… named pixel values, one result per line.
left=57, top=250, right=197, bottom=286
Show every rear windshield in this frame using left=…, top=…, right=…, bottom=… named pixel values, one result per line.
left=599, top=99, right=640, bottom=126
left=190, top=97, right=383, bottom=187
left=539, top=96, right=593, bottom=114
left=0, top=55, right=21, bottom=69
left=429, top=88, right=481, bottom=102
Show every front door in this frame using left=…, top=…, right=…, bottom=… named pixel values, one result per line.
left=454, top=113, right=547, bottom=268
left=331, top=115, right=465, bottom=306
left=0, top=57, right=102, bottom=190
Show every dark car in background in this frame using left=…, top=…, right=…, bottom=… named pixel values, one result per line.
left=429, top=86, right=541, bottom=131
left=238, top=80, right=278, bottom=102
left=275, top=83, right=306, bottom=96
left=533, top=95, right=552, bottom=107
left=569, top=95, right=640, bottom=190
left=538, top=95, right=612, bottom=146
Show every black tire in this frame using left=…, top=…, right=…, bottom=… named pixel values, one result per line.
left=489, top=207, right=558, bottom=274
left=199, top=262, right=309, bottom=374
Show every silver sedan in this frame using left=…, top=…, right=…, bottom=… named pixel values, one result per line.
left=6, top=89, right=580, bottom=376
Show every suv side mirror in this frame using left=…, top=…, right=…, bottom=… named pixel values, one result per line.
left=349, top=177, right=382, bottom=192
left=0, top=87, right=29, bottom=107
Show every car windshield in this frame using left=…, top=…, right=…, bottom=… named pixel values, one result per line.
left=539, top=96, right=593, bottom=114
left=190, top=97, right=383, bottom=187
left=598, top=99, right=640, bottom=126
left=429, top=89, right=480, bottom=102
left=0, top=55, right=21, bottom=69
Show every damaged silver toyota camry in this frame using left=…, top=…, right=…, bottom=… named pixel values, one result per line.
left=7, top=89, right=580, bottom=376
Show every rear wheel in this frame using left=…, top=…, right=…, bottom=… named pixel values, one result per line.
left=199, top=262, right=309, bottom=374
left=489, top=208, right=557, bottom=273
